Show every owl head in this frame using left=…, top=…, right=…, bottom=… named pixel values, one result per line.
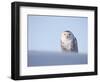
left=61, top=31, right=74, bottom=40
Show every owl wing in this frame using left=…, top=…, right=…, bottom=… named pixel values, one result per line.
left=73, top=37, right=78, bottom=52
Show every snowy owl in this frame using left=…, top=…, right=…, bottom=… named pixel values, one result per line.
left=61, top=31, right=78, bottom=52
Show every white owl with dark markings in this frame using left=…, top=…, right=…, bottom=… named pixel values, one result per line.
left=61, top=31, right=78, bottom=52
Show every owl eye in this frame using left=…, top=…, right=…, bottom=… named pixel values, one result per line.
left=69, top=34, right=71, bottom=36
left=64, top=34, right=66, bottom=35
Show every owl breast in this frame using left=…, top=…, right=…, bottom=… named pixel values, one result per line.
left=61, top=39, right=73, bottom=51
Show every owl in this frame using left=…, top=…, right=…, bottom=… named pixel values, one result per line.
left=61, top=31, right=78, bottom=52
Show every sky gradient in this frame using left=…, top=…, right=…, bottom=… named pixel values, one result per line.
left=28, top=15, right=88, bottom=53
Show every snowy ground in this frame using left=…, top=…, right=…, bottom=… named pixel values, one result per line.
left=28, top=51, right=87, bottom=67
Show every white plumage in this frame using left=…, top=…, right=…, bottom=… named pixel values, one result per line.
left=61, top=31, right=78, bottom=52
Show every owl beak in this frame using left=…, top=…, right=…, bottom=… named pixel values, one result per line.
left=67, top=36, right=70, bottom=39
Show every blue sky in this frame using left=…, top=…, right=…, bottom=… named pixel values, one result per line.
left=28, top=15, right=88, bottom=53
